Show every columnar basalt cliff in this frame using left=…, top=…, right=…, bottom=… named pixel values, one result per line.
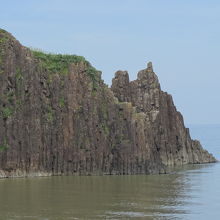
left=0, top=29, right=216, bottom=178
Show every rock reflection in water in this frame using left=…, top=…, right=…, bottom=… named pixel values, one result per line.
left=0, top=164, right=212, bottom=220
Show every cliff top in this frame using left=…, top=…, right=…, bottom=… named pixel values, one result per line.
left=31, top=49, right=98, bottom=77
left=0, top=28, right=99, bottom=81
left=0, top=28, right=16, bottom=45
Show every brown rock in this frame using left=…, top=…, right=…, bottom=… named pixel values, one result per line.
left=0, top=29, right=216, bottom=178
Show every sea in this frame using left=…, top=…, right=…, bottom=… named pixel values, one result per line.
left=0, top=124, right=219, bottom=220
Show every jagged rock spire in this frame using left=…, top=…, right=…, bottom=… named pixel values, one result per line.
left=137, top=62, right=160, bottom=89
left=111, top=70, right=131, bottom=102
left=147, top=61, right=153, bottom=72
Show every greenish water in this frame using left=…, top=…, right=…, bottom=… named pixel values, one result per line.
left=0, top=125, right=219, bottom=220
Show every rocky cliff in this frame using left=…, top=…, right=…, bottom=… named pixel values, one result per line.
left=0, top=29, right=216, bottom=178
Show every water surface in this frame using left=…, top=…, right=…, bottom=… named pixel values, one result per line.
left=0, top=124, right=219, bottom=220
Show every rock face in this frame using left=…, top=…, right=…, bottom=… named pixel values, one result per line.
left=112, top=63, right=216, bottom=167
left=0, top=29, right=216, bottom=178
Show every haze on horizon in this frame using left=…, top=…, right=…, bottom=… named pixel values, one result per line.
left=0, top=0, right=219, bottom=125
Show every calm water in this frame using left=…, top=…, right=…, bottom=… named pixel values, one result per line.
left=0, top=125, right=219, bottom=220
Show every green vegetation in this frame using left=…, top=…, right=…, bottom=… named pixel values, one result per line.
left=0, top=36, right=8, bottom=45
left=59, top=97, right=65, bottom=108
left=133, top=112, right=146, bottom=120
left=31, top=49, right=99, bottom=89
left=102, top=124, right=110, bottom=136
left=46, top=106, right=54, bottom=122
left=7, top=91, right=15, bottom=104
left=46, top=73, right=53, bottom=84
left=0, top=29, right=10, bottom=45
left=0, top=138, right=8, bottom=152
left=1, top=106, right=14, bottom=119
left=0, top=29, right=10, bottom=68
left=0, top=55, right=3, bottom=68
left=15, top=67, right=23, bottom=81
left=86, top=66, right=98, bottom=90
left=16, top=99, right=23, bottom=109
left=31, top=50, right=85, bottom=75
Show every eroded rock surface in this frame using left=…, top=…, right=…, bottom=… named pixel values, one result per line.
left=111, top=62, right=216, bottom=166
left=0, top=29, right=216, bottom=178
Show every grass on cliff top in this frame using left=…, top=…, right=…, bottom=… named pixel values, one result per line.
left=31, top=49, right=98, bottom=80
left=0, top=29, right=13, bottom=45
left=0, top=29, right=11, bottom=68
left=0, top=29, right=9, bottom=34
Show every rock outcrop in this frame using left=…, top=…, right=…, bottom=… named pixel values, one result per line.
left=0, top=29, right=216, bottom=178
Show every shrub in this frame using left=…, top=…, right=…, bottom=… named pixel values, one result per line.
left=59, top=97, right=65, bottom=108
left=15, top=67, right=23, bottom=80
left=1, top=107, right=13, bottom=119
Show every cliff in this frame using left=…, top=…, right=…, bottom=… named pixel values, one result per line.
left=0, top=29, right=216, bottom=178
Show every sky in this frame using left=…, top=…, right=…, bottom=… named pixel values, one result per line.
left=0, top=0, right=219, bottom=124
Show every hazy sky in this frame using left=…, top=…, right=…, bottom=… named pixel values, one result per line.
left=1, top=0, right=219, bottom=124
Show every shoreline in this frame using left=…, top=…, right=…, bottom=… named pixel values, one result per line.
left=0, top=161, right=217, bottom=179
